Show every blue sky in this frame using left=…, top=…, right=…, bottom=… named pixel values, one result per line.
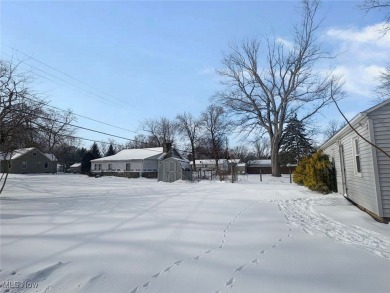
left=1, top=0, right=389, bottom=149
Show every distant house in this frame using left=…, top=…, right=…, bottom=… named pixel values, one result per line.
left=236, top=163, right=247, bottom=174
left=0, top=147, right=57, bottom=174
left=247, top=159, right=272, bottom=174
left=247, top=159, right=295, bottom=174
left=158, top=148, right=192, bottom=182
left=192, top=159, right=229, bottom=171
left=321, top=99, right=390, bottom=222
left=69, top=163, right=81, bottom=173
left=90, top=143, right=176, bottom=178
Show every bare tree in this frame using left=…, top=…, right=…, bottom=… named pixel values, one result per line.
left=253, top=137, right=271, bottom=159
left=125, top=134, right=159, bottom=149
left=176, top=112, right=201, bottom=170
left=37, top=108, right=76, bottom=152
left=141, top=117, right=177, bottom=146
left=200, top=104, right=231, bottom=173
left=215, top=0, right=343, bottom=176
left=361, top=0, right=390, bottom=34
left=230, top=144, right=249, bottom=162
left=360, top=2, right=390, bottom=102
left=376, top=66, right=390, bottom=101
left=323, top=119, right=346, bottom=140
left=0, top=59, right=46, bottom=194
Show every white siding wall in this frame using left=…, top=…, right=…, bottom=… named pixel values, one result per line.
left=91, top=159, right=160, bottom=172
left=323, top=118, right=380, bottom=216
left=369, top=102, right=390, bottom=217
left=143, top=159, right=158, bottom=171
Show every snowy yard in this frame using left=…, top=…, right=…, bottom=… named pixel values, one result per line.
left=1, top=174, right=390, bottom=293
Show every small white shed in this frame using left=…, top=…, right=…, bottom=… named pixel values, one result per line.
left=158, top=157, right=192, bottom=182
left=321, top=99, right=390, bottom=221
left=158, top=148, right=192, bottom=182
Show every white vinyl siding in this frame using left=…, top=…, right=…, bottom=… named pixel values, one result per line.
left=323, top=118, right=379, bottom=216
left=369, top=102, right=390, bottom=217
left=143, top=159, right=158, bottom=172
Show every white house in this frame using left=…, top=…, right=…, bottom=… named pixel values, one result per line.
left=321, top=99, right=390, bottom=222
left=90, top=147, right=165, bottom=177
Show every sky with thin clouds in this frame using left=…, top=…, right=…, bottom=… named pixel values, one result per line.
left=1, top=0, right=388, bottom=147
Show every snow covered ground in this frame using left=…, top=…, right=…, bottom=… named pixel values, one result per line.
left=1, top=174, right=389, bottom=293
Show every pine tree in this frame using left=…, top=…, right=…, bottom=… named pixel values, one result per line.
left=105, top=143, right=116, bottom=156
left=280, top=115, right=314, bottom=165
left=81, top=142, right=102, bottom=174
left=90, top=142, right=101, bottom=159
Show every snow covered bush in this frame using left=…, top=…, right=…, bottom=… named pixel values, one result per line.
left=293, top=150, right=336, bottom=194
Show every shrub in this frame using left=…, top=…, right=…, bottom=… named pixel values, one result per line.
left=293, top=150, right=335, bottom=194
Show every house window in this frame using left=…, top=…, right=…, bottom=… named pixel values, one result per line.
left=108, top=163, right=112, bottom=170
left=94, top=164, right=97, bottom=171
left=352, top=138, right=361, bottom=175
left=44, top=162, right=48, bottom=169
left=33, top=152, right=37, bottom=156
left=22, top=161, right=27, bottom=169
left=126, top=163, right=131, bottom=171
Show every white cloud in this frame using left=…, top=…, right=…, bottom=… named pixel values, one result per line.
left=327, top=23, right=390, bottom=48
left=333, top=65, right=385, bottom=96
left=197, top=67, right=215, bottom=76
left=276, top=37, right=294, bottom=49
left=325, top=22, right=390, bottom=98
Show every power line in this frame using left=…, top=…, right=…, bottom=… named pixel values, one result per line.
left=1, top=51, right=121, bottom=107
left=3, top=45, right=127, bottom=105
left=11, top=108, right=191, bottom=154
left=2, top=52, right=145, bottom=136
left=23, top=96, right=139, bottom=134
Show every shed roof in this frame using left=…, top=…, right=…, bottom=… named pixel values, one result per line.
left=247, top=160, right=272, bottom=167
left=70, top=163, right=81, bottom=168
left=91, top=147, right=164, bottom=162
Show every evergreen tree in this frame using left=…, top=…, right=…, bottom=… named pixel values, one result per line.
left=81, top=143, right=102, bottom=174
left=280, top=115, right=315, bottom=165
left=105, top=143, right=116, bottom=156
left=90, top=142, right=101, bottom=159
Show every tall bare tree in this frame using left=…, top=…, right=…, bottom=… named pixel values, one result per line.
left=200, top=104, right=231, bottom=172
left=215, top=0, right=343, bottom=176
left=141, top=117, right=176, bottom=146
left=176, top=112, right=201, bottom=170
